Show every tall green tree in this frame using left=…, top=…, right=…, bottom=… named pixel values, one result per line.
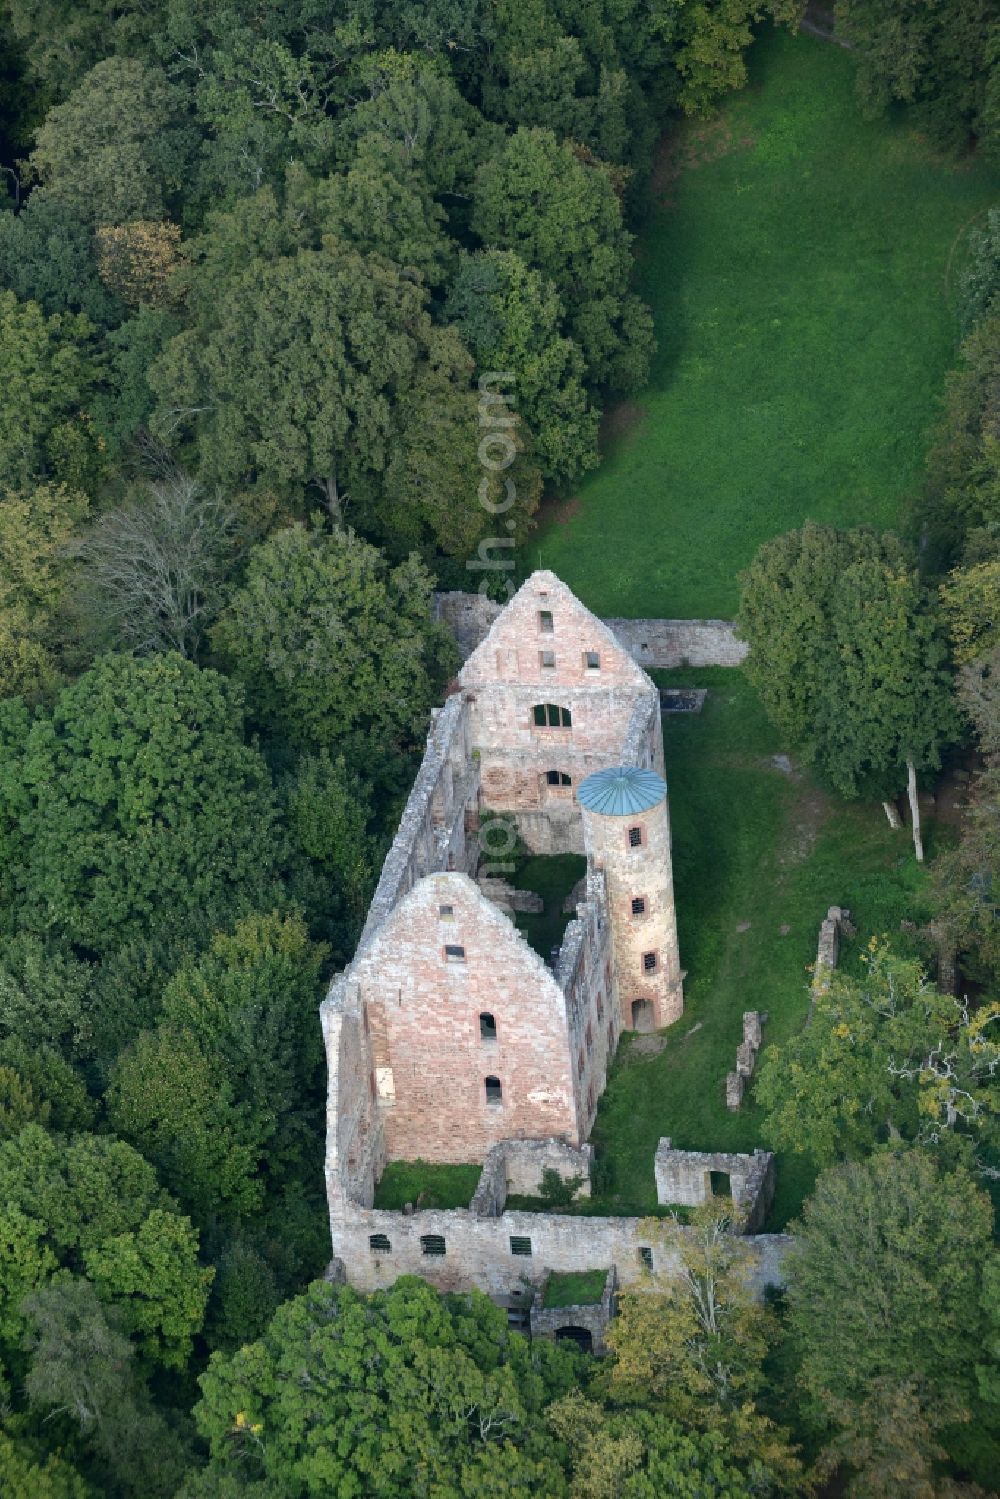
left=786, top=1151, right=997, bottom=1482
left=193, top=1277, right=579, bottom=1498
left=446, top=248, right=599, bottom=485
left=211, top=525, right=456, bottom=767
left=0, top=480, right=88, bottom=700
left=22, top=1276, right=193, bottom=1498
left=836, top=0, right=1000, bottom=155
left=108, top=906, right=331, bottom=1225
left=755, top=940, right=1000, bottom=1167
left=0, top=290, right=98, bottom=490
left=0, top=192, right=122, bottom=324
left=607, top=1200, right=801, bottom=1492
left=0, top=653, right=285, bottom=960
left=27, top=57, right=194, bottom=226
left=739, top=524, right=957, bottom=856
left=471, top=126, right=654, bottom=391
left=0, top=1123, right=211, bottom=1368
left=151, top=243, right=487, bottom=545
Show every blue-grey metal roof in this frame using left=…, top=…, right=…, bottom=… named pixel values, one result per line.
left=577, top=766, right=667, bottom=816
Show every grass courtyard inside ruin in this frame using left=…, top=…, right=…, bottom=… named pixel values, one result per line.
left=530, top=24, right=998, bottom=618
left=587, top=668, right=933, bottom=1228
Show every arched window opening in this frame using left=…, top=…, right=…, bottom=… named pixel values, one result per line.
left=533, top=703, right=572, bottom=728
left=480, top=1012, right=497, bottom=1041
left=545, top=769, right=572, bottom=786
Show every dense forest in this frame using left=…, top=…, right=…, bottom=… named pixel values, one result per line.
left=0, top=0, right=998, bottom=1494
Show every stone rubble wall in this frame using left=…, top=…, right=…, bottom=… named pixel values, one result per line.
left=434, top=591, right=747, bottom=669
left=329, top=1192, right=791, bottom=1300
left=725, top=1011, right=766, bottom=1111
left=603, top=617, right=748, bottom=669
left=470, top=1138, right=594, bottom=1216
left=814, top=905, right=851, bottom=988
left=355, top=694, right=478, bottom=957
left=476, top=876, right=544, bottom=914
left=654, top=1139, right=776, bottom=1234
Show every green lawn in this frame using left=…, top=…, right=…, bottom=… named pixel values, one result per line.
left=510, top=852, right=588, bottom=960
left=531, top=24, right=999, bottom=618
left=373, top=1160, right=481, bottom=1211
left=542, top=1269, right=609, bottom=1309
left=588, top=669, right=934, bottom=1228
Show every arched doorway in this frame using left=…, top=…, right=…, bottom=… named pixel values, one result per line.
left=631, top=998, right=654, bottom=1033
left=555, top=1325, right=593, bottom=1353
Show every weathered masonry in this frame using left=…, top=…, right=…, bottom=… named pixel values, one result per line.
left=321, top=571, right=788, bottom=1302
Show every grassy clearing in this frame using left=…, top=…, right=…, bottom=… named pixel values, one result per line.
left=530, top=25, right=999, bottom=618
left=510, top=852, right=587, bottom=960
left=373, top=1160, right=481, bottom=1211
left=589, top=669, right=933, bottom=1228
left=542, top=1269, right=608, bottom=1308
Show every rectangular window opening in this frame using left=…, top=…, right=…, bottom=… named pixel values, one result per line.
left=510, top=1235, right=532, bottom=1257
left=445, top=944, right=466, bottom=962
left=584, top=650, right=600, bottom=670
left=642, top=952, right=657, bottom=973
left=628, top=826, right=643, bottom=848
left=631, top=896, right=646, bottom=916
left=420, top=1234, right=446, bottom=1257
left=539, top=610, right=554, bottom=633
left=369, top=1233, right=391, bottom=1253
left=540, top=650, right=556, bottom=669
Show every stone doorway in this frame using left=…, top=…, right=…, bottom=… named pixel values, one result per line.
left=631, top=998, right=655, bottom=1032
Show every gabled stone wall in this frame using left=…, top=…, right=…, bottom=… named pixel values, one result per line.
left=459, top=573, right=660, bottom=855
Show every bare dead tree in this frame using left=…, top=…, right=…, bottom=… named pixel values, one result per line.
left=77, top=473, right=241, bottom=658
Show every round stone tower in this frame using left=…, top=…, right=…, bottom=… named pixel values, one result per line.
left=578, top=766, right=683, bottom=1033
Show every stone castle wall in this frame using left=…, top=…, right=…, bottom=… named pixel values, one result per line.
left=330, top=1190, right=792, bottom=1301
left=322, top=572, right=702, bottom=1297
left=434, top=591, right=747, bottom=669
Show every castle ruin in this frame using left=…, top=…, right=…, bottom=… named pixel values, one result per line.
left=321, top=571, right=789, bottom=1309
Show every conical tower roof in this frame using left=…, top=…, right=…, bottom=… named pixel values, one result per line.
left=577, top=766, right=667, bottom=816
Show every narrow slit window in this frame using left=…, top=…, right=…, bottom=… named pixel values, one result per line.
left=485, top=1074, right=502, bottom=1104
left=510, top=1235, right=532, bottom=1257
left=420, top=1234, right=446, bottom=1256
left=479, top=1012, right=497, bottom=1041
left=369, top=1233, right=391, bottom=1253
left=445, top=944, right=465, bottom=962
